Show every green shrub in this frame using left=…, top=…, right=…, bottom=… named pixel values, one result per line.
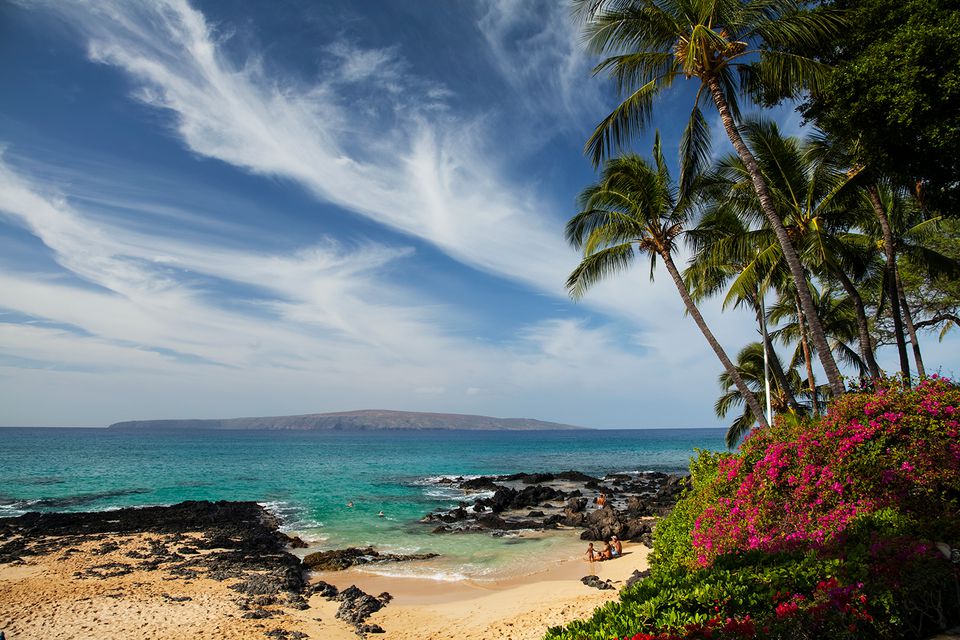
left=545, top=378, right=960, bottom=640
left=649, top=450, right=725, bottom=572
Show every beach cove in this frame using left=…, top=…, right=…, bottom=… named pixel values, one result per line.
left=0, top=501, right=649, bottom=639
left=0, top=428, right=719, bottom=638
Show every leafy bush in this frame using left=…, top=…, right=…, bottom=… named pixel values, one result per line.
left=692, top=376, right=960, bottom=565
left=546, top=551, right=853, bottom=640
left=545, top=377, right=960, bottom=640
left=649, top=450, right=725, bottom=572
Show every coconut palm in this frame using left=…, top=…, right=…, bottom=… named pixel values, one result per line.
left=716, top=342, right=811, bottom=447
left=856, top=184, right=960, bottom=379
left=768, top=282, right=865, bottom=414
left=566, top=138, right=768, bottom=428
left=684, top=203, right=804, bottom=414
left=696, top=121, right=881, bottom=379
left=576, top=0, right=849, bottom=396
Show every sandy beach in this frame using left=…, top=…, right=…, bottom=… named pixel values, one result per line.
left=0, top=516, right=647, bottom=640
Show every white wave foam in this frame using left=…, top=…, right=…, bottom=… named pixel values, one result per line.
left=359, top=562, right=501, bottom=582
left=0, top=504, right=27, bottom=517
left=258, top=500, right=324, bottom=532
left=413, top=474, right=482, bottom=486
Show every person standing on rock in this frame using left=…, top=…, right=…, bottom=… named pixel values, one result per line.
left=596, top=492, right=607, bottom=508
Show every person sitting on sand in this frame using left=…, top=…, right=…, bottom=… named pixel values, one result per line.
left=601, top=540, right=613, bottom=560
left=611, top=536, right=622, bottom=557
left=586, top=542, right=598, bottom=562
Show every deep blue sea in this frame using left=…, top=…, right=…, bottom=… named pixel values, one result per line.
left=0, top=427, right=725, bottom=580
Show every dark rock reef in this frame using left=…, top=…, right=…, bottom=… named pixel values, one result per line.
left=302, top=546, right=439, bottom=571
left=420, top=469, right=687, bottom=544
left=1, top=500, right=305, bottom=596
left=0, top=500, right=397, bottom=638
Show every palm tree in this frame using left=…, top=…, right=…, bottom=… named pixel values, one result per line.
left=697, top=121, right=881, bottom=380
left=576, top=0, right=849, bottom=396
left=566, top=138, right=769, bottom=428
left=684, top=202, right=804, bottom=414
left=857, top=184, right=960, bottom=379
left=769, top=283, right=864, bottom=414
left=716, top=342, right=809, bottom=447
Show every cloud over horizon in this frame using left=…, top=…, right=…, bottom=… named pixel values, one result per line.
left=2, top=0, right=954, bottom=428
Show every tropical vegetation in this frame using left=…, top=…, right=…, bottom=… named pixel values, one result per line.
left=544, top=378, right=960, bottom=639
left=555, top=0, right=960, bottom=636
left=567, top=0, right=960, bottom=447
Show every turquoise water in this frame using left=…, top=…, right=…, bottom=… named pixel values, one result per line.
left=0, top=427, right=724, bottom=580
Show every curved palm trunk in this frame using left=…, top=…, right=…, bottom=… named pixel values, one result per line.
left=705, top=77, right=845, bottom=398
left=796, top=298, right=820, bottom=416
left=833, top=267, right=881, bottom=379
left=660, top=250, right=769, bottom=430
left=895, top=269, right=926, bottom=377
left=866, top=184, right=910, bottom=384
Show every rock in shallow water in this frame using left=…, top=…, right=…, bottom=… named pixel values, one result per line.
left=301, top=546, right=439, bottom=571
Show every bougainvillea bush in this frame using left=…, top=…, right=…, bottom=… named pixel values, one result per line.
left=545, top=377, right=960, bottom=640
left=692, top=376, right=960, bottom=564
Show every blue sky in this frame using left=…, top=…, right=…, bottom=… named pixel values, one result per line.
left=1, top=0, right=955, bottom=428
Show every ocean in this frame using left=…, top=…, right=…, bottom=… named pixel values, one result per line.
left=0, top=427, right=725, bottom=581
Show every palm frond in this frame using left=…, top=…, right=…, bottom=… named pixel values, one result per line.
left=754, top=50, right=833, bottom=100
left=726, top=412, right=757, bottom=448
left=566, top=243, right=636, bottom=300
left=749, top=8, right=848, bottom=52
left=678, top=103, right=711, bottom=199
left=586, top=79, right=663, bottom=167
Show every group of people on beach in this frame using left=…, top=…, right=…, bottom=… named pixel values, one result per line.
left=585, top=536, right=621, bottom=562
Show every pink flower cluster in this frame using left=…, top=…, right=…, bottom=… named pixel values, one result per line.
left=691, top=377, right=960, bottom=566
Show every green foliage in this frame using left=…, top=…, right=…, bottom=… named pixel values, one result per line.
left=545, top=551, right=850, bottom=640
left=889, top=217, right=960, bottom=343
left=545, top=380, right=960, bottom=640
left=802, top=0, right=960, bottom=212
left=649, top=450, right=723, bottom=572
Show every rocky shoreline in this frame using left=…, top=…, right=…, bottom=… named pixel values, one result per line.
left=0, top=470, right=687, bottom=638
left=0, top=501, right=400, bottom=637
left=419, top=470, right=688, bottom=544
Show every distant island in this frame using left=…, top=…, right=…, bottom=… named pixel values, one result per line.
left=107, top=409, right=588, bottom=431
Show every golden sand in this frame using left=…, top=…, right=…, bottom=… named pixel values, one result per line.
left=0, top=531, right=647, bottom=640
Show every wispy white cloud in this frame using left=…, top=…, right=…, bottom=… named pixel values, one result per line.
left=0, top=157, right=712, bottom=427
left=26, top=0, right=690, bottom=326
left=476, top=0, right=604, bottom=130
left=1, top=0, right=803, bottom=428
left=43, top=0, right=570, bottom=294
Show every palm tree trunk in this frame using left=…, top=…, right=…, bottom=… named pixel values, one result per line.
left=895, top=269, right=926, bottom=378
left=706, top=77, right=845, bottom=397
left=765, top=329, right=802, bottom=414
left=796, top=298, right=820, bottom=416
left=866, top=184, right=910, bottom=384
left=660, top=250, right=769, bottom=429
left=833, top=267, right=881, bottom=379
left=751, top=294, right=802, bottom=414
